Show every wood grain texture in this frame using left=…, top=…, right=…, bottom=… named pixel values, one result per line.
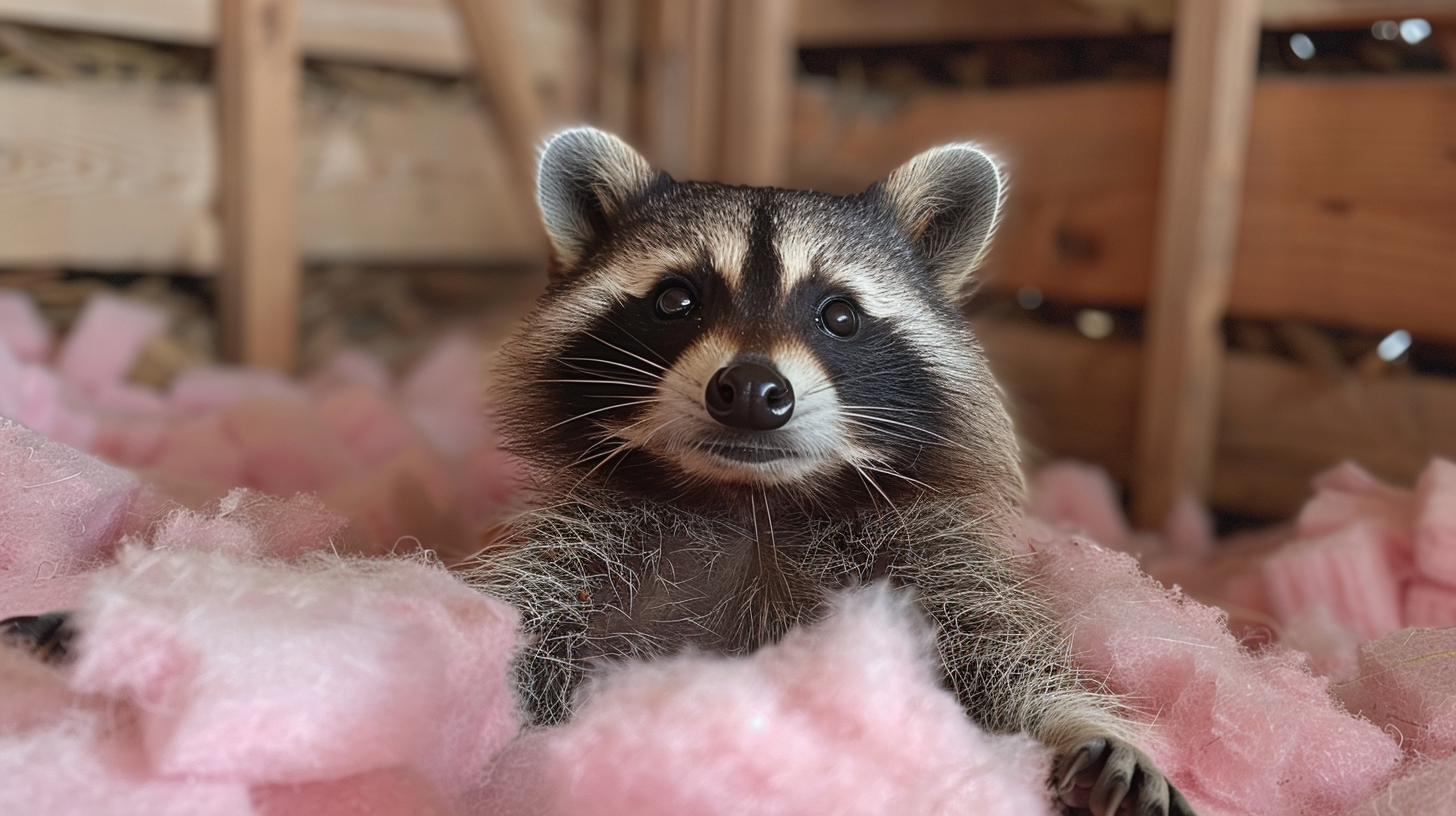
left=1229, top=76, right=1456, bottom=340
left=791, top=79, right=1166, bottom=305
left=637, top=0, right=725, bottom=180
left=977, top=316, right=1456, bottom=521
left=296, top=95, right=538, bottom=263
left=449, top=0, right=547, bottom=246
left=791, top=76, right=1456, bottom=343
left=719, top=0, right=797, bottom=186
left=217, top=0, right=302, bottom=371
left=0, top=78, right=535, bottom=271
left=0, top=0, right=594, bottom=104
left=595, top=0, right=639, bottom=136
left=795, top=0, right=1456, bottom=45
left=0, top=79, right=218, bottom=270
left=1130, top=0, right=1261, bottom=529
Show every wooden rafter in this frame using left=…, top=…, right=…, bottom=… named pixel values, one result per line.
left=1130, top=0, right=1262, bottom=529
left=216, top=0, right=301, bottom=372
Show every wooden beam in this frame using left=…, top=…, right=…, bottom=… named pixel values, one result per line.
left=637, top=0, right=725, bottom=180
left=1228, top=76, right=1456, bottom=338
left=0, top=77, right=540, bottom=272
left=977, top=316, right=1456, bottom=521
left=0, top=0, right=595, bottom=92
left=450, top=0, right=547, bottom=217
left=682, top=0, right=725, bottom=181
left=719, top=0, right=797, bottom=186
left=6, top=0, right=1452, bottom=70
left=794, top=0, right=1456, bottom=46
left=595, top=0, right=639, bottom=137
left=977, top=317, right=1141, bottom=480
left=0, top=0, right=467, bottom=72
left=1130, top=0, right=1261, bottom=529
left=216, top=0, right=301, bottom=371
left=1261, top=0, right=1456, bottom=28
left=796, top=0, right=1170, bottom=47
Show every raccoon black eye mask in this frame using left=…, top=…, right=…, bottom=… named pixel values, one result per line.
left=463, top=126, right=1197, bottom=816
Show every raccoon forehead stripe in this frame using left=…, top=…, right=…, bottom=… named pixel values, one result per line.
left=704, top=225, right=749, bottom=293
left=774, top=230, right=824, bottom=299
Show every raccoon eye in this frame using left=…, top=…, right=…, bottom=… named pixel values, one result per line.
left=654, top=283, right=696, bottom=319
left=817, top=298, right=859, bottom=338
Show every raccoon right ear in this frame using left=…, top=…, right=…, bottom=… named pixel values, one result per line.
left=874, top=143, right=1005, bottom=300
left=536, top=127, right=661, bottom=274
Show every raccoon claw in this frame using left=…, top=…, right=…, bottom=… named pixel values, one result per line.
left=1054, top=737, right=1195, bottom=816
left=0, top=611, right=75, bottom=665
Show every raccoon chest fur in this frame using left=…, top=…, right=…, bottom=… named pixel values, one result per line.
left=546, top=497, right=895, bottom=662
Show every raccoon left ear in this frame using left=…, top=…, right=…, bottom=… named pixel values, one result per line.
left=537, top=127, right=663, bottom=274
left=874, top=144, right=1004, bottom=300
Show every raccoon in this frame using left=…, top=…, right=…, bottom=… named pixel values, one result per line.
left=465, top=127, right=1195, bottom=816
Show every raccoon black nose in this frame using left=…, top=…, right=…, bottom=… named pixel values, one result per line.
left=705, top=362, right=794, bottom=431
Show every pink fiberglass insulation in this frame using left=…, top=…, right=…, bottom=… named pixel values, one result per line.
left=1345, top=753, right=1456, bottom=815
left=0, top=289, right=514, bottom=558
left=0, top=417, right=146, bottom=580
left=251, top=766, right=455, bottom=816
left=0, top=289, right=53, bottom=364
left=309, top=348, right=394, bottom=398
left=317, top=386, right=425, bottom=466
left=221, top=399, right=366, bottom=496
left=1262, top=520, right=1406, bottom=640
left=1023, top=522, right=1404, bottom=816
left=69, top=546, right=520, bottom=793
left=168, top=367, right=306, bottom=414
left=0, top=714, right=256, bottom=816
left=400, top=333, right=487, bottom=458
left=149, top=490, right=353, bottom=561
left=0, top=445, right=522, bottom=816
left=476, top=587, right=1057, bottom=816
left=1027, top=460, right=1132, bottom=550
left=0, top=646, right=74, bottom=732
left=53, top=294, right=168, bottom=395
left=1414, top=458, right=1456, bottom=586
left=1333, top=627, right=1456, bottom=762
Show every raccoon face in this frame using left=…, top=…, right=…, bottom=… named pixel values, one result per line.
left=500, top=127, right=1015, bottom=508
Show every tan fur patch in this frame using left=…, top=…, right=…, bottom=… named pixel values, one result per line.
left=612, top=331, right=872, bottom=487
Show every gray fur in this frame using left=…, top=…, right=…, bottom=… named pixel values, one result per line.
left=877, top=143, right=1005, bottom=300
left=537, top=127, right=660, bottom=270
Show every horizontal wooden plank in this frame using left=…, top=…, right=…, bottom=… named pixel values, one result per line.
left=976, top=315, right=1456, bottom=520
left=0, top=0, right=466, bottom=70
left=0, top=77, right=537, bottom=272
left=797, top=0, right=1456, bottom=46
left=796, top=0, right=1159, bottom=47
left=1229, top=76, right=1456, bottom=340
left=0, top=0, right=590, bottom=102
left=792, top=75, right=1456, bottom=342
left=791, top=79, right=1165, bottom=306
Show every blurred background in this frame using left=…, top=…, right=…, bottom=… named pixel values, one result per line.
left=0, top=0, right=1452, bottom=537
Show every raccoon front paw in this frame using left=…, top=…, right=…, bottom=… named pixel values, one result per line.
left=1053, top=736, right=1195, bottom=816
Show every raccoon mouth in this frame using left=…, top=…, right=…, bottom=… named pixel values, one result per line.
left=699, top=441, right=796, bottom=464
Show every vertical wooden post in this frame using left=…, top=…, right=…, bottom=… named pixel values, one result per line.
left=639, top=0, right=724, bottom=180
left=596, top=0, right=641, bottom=138
left=1130, top=0, right=1261, bottom=529
left=719, top=0, right=797, bottom=186
left=451, top=0, right=549, bottom=207
left=217, top=0, right=301, bottom=372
